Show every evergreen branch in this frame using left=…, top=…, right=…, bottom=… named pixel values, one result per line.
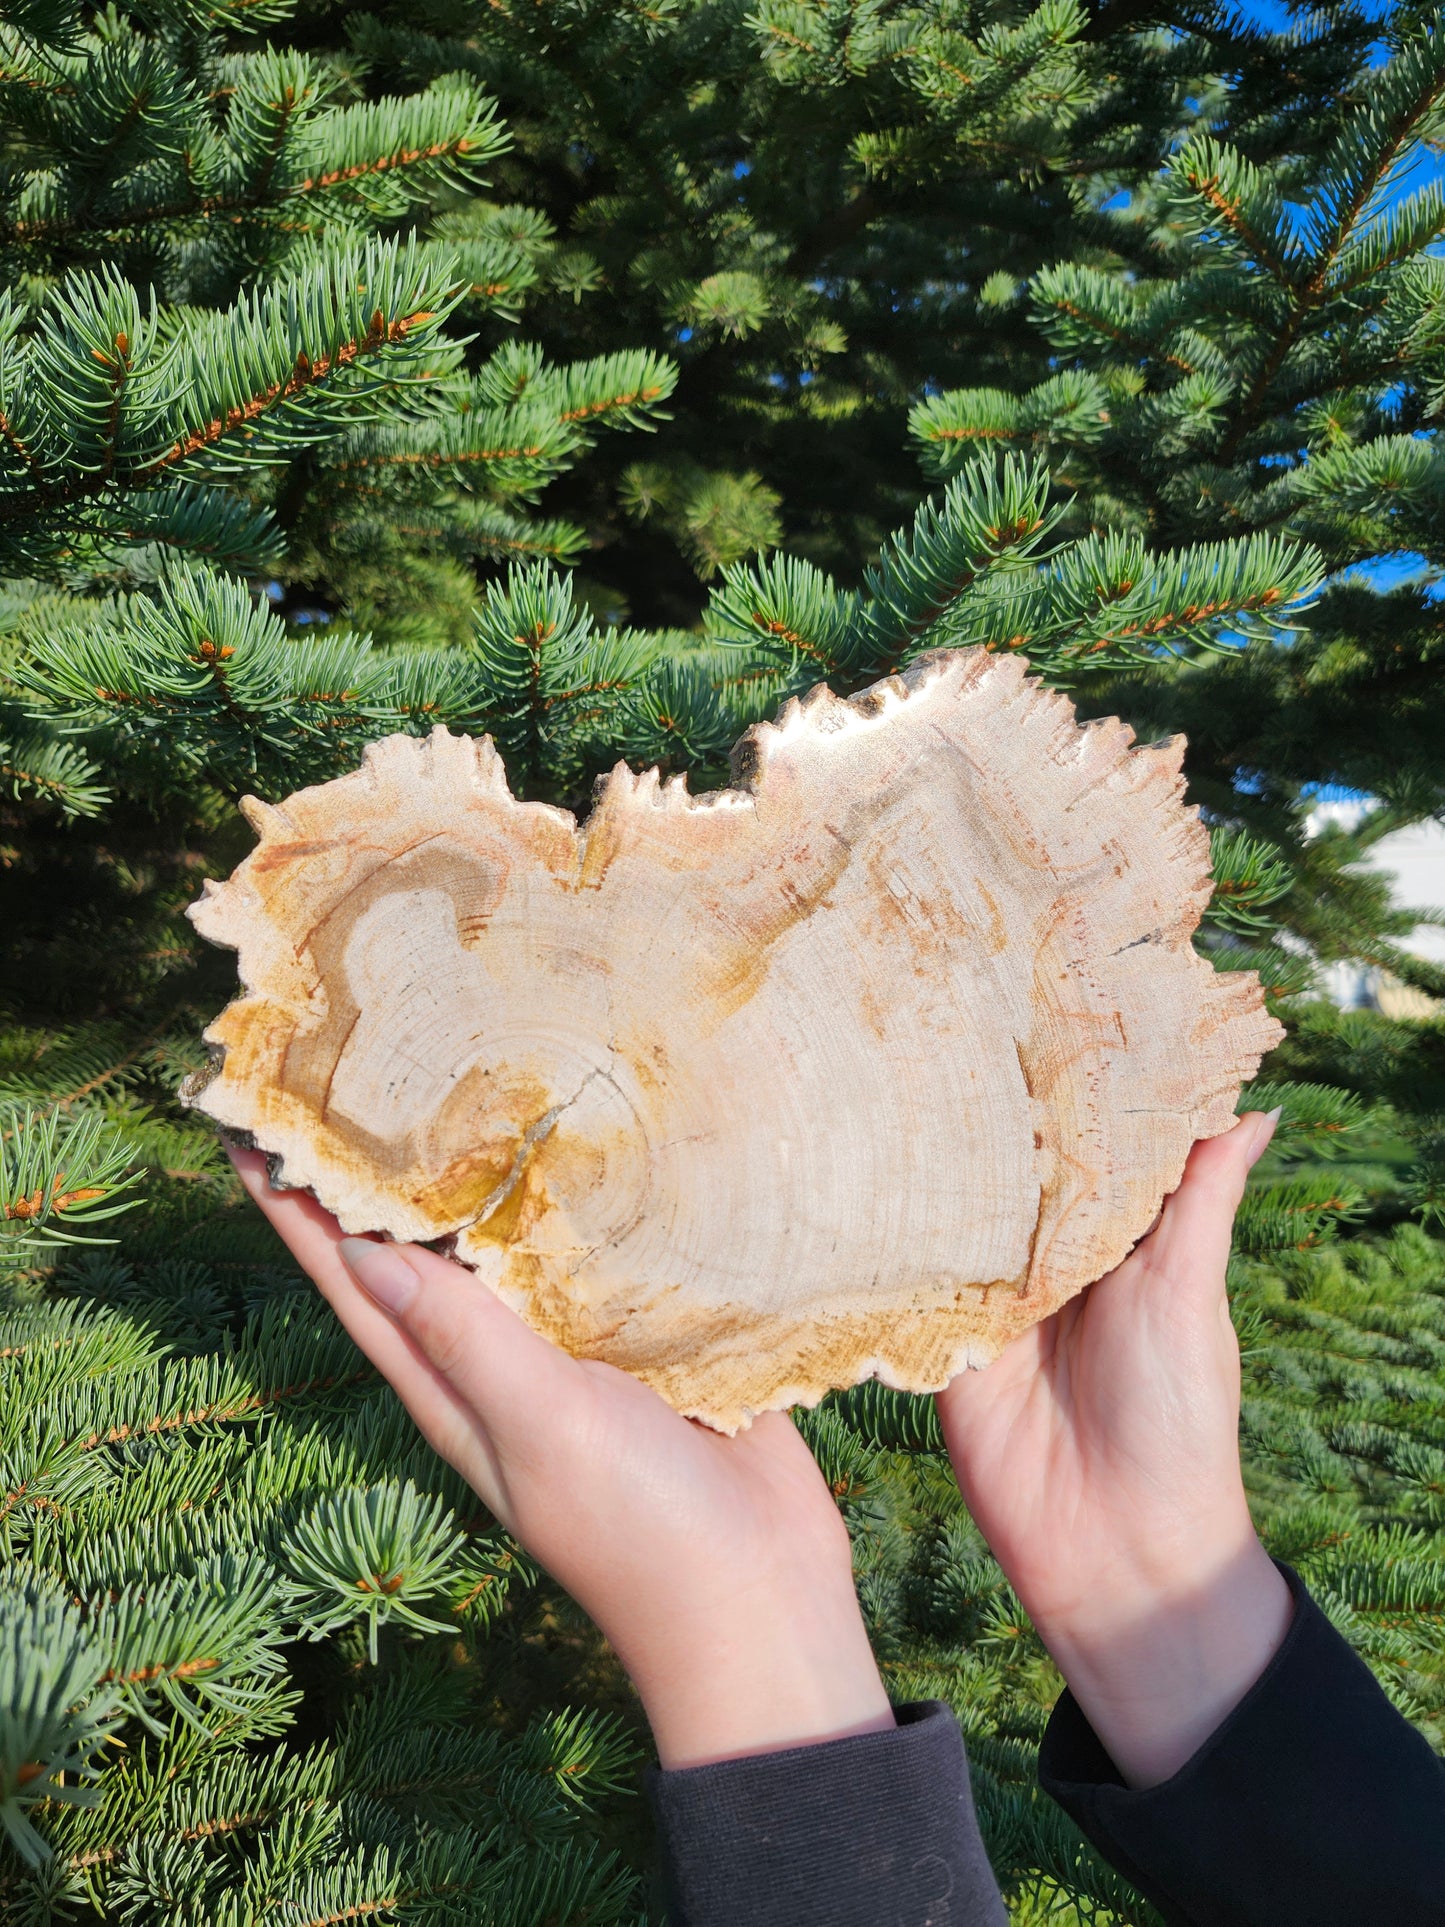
left=0, top=1108, right=140, bottom=1253
left=1222, top=43, right=1445, bottom=458
left=4, top=77, right=507, bottom=246
left=909, top=371, right=1110, bottom=480
left=1237, top=1172, right=1369, bottom=1251
left=551, top=360, right=678, bottom=427
left=1308, top=40, right=1445, bottom=278
left=1169, top=136, right=1297, bottom=286
left=1238, top=1080, right=1371, bottom=1158
left=862, top=455, right=1061, bottom=669
left=0, top=243, right=464, bottom=573
left=135, top=308, right=446, bottom=481
left=1032, top=264, right=1199, bottom=374
left=0, top=1021, right=175, bottom=1116
left=99, top=483, right=285, bottom=569
left=0, top=290, right=55, bottom=493
left=704, top=552, right=861, bottom=670
left=332, top=440, right=548, bottom=470
left=949, top=529, right=1318, bottom=668
left=241, top=50, right=309, bottom=208
left=1203, top=943, right=1315, bottom=1002
left=1334, top=184, right=1445, bottom=293
left=0, top=725, right=107, bottom=815
left=1206, top=827, right=1295, bottom=933
left=72, top=1358, right=376, bottom=1449
left=281, top=1481, right=465, bottom=1663
left=0, top=1580, right=122, bottom=1869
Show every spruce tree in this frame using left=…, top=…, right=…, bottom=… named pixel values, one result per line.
left=2, top=2, right=1443, bottom=1924
left=331, top=0, right=1382, bottom=622
left=908, top=2, right=1445, bottom=1221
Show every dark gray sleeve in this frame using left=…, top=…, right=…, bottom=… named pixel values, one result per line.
left=1038, top=1560, right=1445, bottom=1927
left=646, top=1700, right=1008, bottom=1927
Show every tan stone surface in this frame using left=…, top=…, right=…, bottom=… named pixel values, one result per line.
left=184, top=648, right=1281, bottom=1431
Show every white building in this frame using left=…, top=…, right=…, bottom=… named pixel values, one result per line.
left=1306, top=802, right=1445, bottom=1015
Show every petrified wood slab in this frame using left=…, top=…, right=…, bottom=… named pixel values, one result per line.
left=185, top=648, right=1281, bottom=1431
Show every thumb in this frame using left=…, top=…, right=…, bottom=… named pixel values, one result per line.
left=227, top=1146, right=580, bottom=1515
left=336, top=1236, right=584, bottom=1447
left=1142, top=1108, right=1279, bottom=1289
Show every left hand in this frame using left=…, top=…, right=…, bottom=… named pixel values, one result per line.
left=229, top=1147, right=894, bottom=1768
left=934, top=1114, right=1294, bottom=1787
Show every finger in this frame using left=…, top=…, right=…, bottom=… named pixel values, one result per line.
left=228, top=1148, right=517, bottom=1508
left=1130, top=1109, right=1279, bottom=1299
left=332, top=1233, right=591, bottom=1447
left=230, top=1144, right=579, bottom=1400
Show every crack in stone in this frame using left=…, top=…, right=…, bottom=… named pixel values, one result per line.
left=458, top=1069, right=602, bottom=1234
left=1111, top=929, right=1161, bottom=956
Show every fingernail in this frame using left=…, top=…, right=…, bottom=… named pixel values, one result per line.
left=1246, top=1106, right=1283, bottom=1168
left=339, top=1237, right=420, bottom=1316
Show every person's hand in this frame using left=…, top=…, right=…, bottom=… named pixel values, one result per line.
left=935, top=1112, right=1294, bottom=1789
left=229, top=1147, right=892, bottom=1769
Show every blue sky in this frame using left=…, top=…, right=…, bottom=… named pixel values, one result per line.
left=1238, top=0, right=1444, bottom=221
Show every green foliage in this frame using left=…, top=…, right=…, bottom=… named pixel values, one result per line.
left=703, top=457, right=1317, bottom=681
left=1233, top=1170, right=1370, bottom=1256
left=349, top=0, right=1296, bottom=626
left=2, top=0, right=1444, bottom=1918
left=1203, top=827, right=1296, bottom=934
left=1236, top=1224, right=1445, bottom=1735
left=1236, top=1078, right=1372, bottom=1160
left=16, top=452, right=1312, bottom=825
left=0, top=1106, right=139, bottom=1252
left=0, top=0, right=678, bottom=645
left=282, top=1481, right=468, bottom=1662
left=0, top=1233, right=645, bottom=1919
left=0, top=1581, right=122, bottom=1868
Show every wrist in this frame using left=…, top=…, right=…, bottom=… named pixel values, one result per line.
left=613, top=1569, right=895, bottom=1770
left=1037, top=1527, right=1294, bottom=1789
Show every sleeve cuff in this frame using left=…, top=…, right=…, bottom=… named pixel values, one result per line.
left=1038, top=1560, right=1445, bottom=1926
left=647, top=1701, right=1007, bottom=1927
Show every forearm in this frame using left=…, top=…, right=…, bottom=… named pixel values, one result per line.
left=609, top=1570, right=895, bottom=1769
left=632, top=1582, right=1010, bottom=1925
left=1032, top=1525, right=1295, bottom=1788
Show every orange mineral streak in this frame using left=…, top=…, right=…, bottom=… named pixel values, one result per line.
left=184, top=650, right=1281, bottom=1431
